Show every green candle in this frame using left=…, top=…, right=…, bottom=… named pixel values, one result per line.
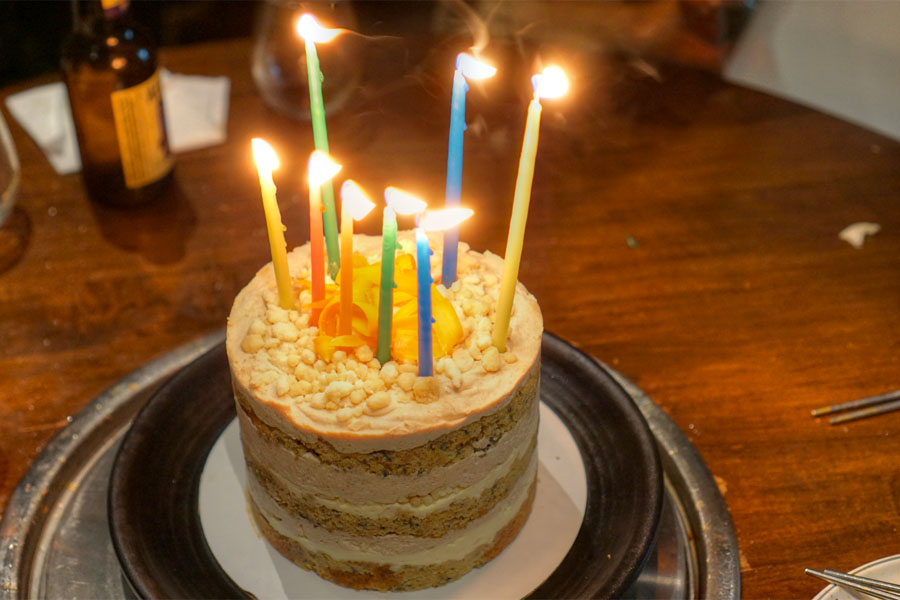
left=297, top=14, right=341, bottom=280
left=377, top=206, right=397, bottom=364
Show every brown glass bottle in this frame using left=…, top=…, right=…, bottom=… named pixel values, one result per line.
left=61, top=0, right=174, bottom=207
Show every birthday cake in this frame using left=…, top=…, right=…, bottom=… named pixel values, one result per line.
left=225, top=232, right=543, bottom=591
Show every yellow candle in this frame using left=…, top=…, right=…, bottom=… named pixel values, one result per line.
left=493, top=101, right=540, bottom=351
left=494, top=67, right=568, bottom=351
left=252, top=138, right=294, bottom=310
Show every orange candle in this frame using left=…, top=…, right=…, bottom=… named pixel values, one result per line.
left=338, top=180, right=375, bottom=335
left=307, top=151, right=341, bottom=323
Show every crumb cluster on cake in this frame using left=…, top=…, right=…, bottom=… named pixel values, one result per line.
left=225, top=231, right=543, bottom=591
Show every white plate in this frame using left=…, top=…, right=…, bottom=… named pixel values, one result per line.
left=199, top=402, right=588, bottom=599
left=812, top=555, right=900, bottom=600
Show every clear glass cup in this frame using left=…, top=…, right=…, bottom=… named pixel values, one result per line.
left=251, top=0, right=360, bottom=121
left=0, top=110, right=20, bottom=226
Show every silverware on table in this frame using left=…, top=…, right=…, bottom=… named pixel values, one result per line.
left=811, top=390, right=900, bottom=424
left=805, top=567, right=900, bottom=599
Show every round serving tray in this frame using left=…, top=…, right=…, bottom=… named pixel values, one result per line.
left=0, top=330, right=740, bottom=599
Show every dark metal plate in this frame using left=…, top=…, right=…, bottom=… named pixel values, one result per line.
left=0, top=329, right=739, bottom=599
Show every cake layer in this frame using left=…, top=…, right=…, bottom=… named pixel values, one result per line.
left=249, top=475, right=536, bottom=592
left=233, top=361, right=539, bottom=477
left=246, top=434, right=536, bottom=537
left=236, top=371, right=539, bottom=505
left=248, top=452, right=537, bottom=566
left=225, top=234, right=543, bottom=453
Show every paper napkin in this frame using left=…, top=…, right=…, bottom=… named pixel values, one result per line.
left=4, top=70, right=231, bottom=175
left=5, top=82, right=82, bottom=175
left=160, top=69, right=230, bottom=153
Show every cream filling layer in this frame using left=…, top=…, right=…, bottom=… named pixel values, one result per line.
left=239, top=398, right=539, bottom=505
left=251, top=453, right=537, bottom=566
left=304, top=441, right=526, bottom=518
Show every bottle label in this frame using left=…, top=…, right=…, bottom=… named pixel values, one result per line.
left=109, top=69, right=174, bottom=189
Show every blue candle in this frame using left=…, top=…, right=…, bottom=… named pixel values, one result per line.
left=415, top=207, right=474, bottom=376
left=441, top=53, right=496, bottom=286
left=383, top=187, right=430, bottom=369
left=493, top=66, right=568, bottom=351
left=416, top=227, right=434, bottom=376
left=441, top=66, right=467, bottom=286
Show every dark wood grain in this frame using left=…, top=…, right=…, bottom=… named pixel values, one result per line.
left=1, top=32, right=899, bottom=598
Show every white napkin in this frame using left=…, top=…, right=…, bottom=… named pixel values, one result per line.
left=5, top=82, right=82, bottom=175
left=3, top=70, right=230, bottom=175
left=160, top=69, right=230, bottom=153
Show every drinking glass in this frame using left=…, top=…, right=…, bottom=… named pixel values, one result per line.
left=251, top=0, right=360, bottom=121
left=0, top=110, right=20, bottom=226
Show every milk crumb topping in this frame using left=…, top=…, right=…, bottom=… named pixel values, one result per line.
left=240, top=247, right=521, bottom=424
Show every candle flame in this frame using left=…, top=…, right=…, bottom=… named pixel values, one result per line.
left=341, top=180, right=376, bottom=220
left=419, top=207, right=474, bottom=232
left=308, top=151, right=342, bottom=187
left=457, top=53, right=497, bottom=80
left=251, top=138, right=279, bottom=174
left=532, top=65, right=569, bottom=99
left=384, top=187, right=428, bottom=216
left=295, top=14, right=341, bottom=43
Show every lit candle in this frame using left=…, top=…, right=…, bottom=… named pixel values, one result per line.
left=493, top=66, right=569, bottom=352
left=442, top=53, right=496, bottom=286
left=307, top=151, right=342, bottom=323
left=418, top=207, right=474, bottom=376
left=415, top=228, right=433, bottom=375
left=251, top=138, right=294, bottom=310
left=379, top=188, right=428, bottom=365
left=296, top=14, right=342, bottom=281
left=339, top=180, right=375, bottom=335
left=377, top=206, right=397, bottom=364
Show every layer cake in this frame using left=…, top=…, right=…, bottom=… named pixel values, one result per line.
left=225, top=232, right=543, bottom=591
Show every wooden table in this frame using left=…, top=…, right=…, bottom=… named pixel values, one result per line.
left=2, top=32, right=899, bottom=598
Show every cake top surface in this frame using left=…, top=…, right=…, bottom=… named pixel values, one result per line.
left=226, top=232, right=543, bottom=452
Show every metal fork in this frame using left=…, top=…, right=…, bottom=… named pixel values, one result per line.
left=805, top=568, right=900, bottom=600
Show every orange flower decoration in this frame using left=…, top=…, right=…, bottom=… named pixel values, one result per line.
left=302, top=253, right=464, bottom=363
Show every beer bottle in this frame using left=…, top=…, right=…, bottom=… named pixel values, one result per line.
left=61, top=0, right=174, bottom=207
